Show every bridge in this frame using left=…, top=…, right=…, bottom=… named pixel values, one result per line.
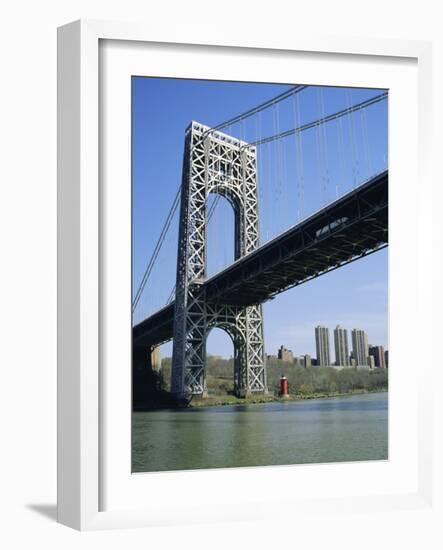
left=134, top=170, right=387, bottom=348
left=132, top=85, right=388, bottom=400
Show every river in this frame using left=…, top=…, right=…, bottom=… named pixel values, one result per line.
left=132, top=391, right=388, bottom=472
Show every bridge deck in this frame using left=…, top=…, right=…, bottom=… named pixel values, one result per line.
left=133, top=171, right=388, bottom=347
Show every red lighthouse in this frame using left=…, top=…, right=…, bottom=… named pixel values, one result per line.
left=279, top=376, right=289, bottom=397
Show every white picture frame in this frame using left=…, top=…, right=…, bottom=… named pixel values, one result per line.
left=57, top=19, right=435, bottom=531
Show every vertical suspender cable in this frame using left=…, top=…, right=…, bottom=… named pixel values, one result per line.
left=296, top=92, right=305, bottom=220
left=314, top=118, right=323, bottom=206
left=346, top=89, right=359, bottom=188
left=256, top=112, right=263, bottom=244
left=319, top=87, right=330, bottom=203
left=336, top=116, right=346, bottom=198
left=278, top=101, right=288, bottom=232
left=361, top=105, right=373, bottom=177
left=271, top=105, right=277, bottom=239
left=292, top=91, right=306, bottom=221
left=268, top=141, right=273, bottom=241
left=275, top=102, right=282, bottom=231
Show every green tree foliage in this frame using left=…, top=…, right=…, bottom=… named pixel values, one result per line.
left=159, top=355, right=388, bottom=396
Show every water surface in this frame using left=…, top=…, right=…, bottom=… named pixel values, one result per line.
left=132, top=392, right=388, bottom=472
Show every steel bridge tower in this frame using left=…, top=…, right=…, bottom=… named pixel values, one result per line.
left=171, top=121, right=267, bottom=399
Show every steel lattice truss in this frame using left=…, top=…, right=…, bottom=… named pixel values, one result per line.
left=171, top=122, right=267, bottom=398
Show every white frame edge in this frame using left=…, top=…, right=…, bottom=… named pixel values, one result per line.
left=57, top=19, right=433, bottom=531
left=58, top=19, right=100, bottom=530
left=58, top=21, right=82, bottom=530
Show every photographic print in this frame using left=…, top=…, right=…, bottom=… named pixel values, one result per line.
left=131, top=78, right=388, bottom=473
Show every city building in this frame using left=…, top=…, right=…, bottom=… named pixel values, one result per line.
left=367, top=355, right=375, bottom=369
left=315, top=326, right=331, bottom=366
left=384, top=349, right=389, bottom=368
left=351, top=328, right=369, bottom=366
left=334, top=325, right=350, bottom=366
left=369, top=345, right=386, bottom=368
left=303, top=354, right=312, bottom=368
left=278, top=345, right=294, bottom=362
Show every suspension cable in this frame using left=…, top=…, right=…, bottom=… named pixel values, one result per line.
left=242, top=91, right=388, bottom=149
left=202, top=85, right=307, bottom=138
left=138, top=85, right=352, bottom=311
left=136, top=86, right=314, bottom=311
left=132, top=187, right=181, bottom=313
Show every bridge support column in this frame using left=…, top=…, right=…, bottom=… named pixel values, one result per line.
left=172, top=296, right=266, bottom=398
left=234, top=304, right=267, bottom=397
left=171, top=121, right=267, bottom=399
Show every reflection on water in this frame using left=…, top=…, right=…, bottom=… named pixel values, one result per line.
left=132, top=392, right=388, bottom=473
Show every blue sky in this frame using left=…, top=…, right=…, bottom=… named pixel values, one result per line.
left=132, top=77, right=388, bottom=359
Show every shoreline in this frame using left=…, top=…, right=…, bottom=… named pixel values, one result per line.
left=187, top=387, right=387, bottom=408
left=133, top=388, right=388, bottom=412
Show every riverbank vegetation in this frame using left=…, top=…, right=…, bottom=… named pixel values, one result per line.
left=157, top=355, right=388, bottom=405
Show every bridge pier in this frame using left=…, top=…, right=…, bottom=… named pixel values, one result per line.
left=133, top=345, right=161, bottom=372
left=132, top=344, right=163, bottom=409
left=171, top=121, right=267, bottom=399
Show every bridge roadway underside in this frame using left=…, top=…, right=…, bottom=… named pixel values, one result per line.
left=133, top=170, right=388, bottom=349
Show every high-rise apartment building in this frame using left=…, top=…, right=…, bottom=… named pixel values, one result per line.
left=315, top=326, right=331, bottom=366
left=369, top=345, right=386, bottom=368
left=334, top=325, right=349, bottom=366
left=351, top=329, right=369, bottom=366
